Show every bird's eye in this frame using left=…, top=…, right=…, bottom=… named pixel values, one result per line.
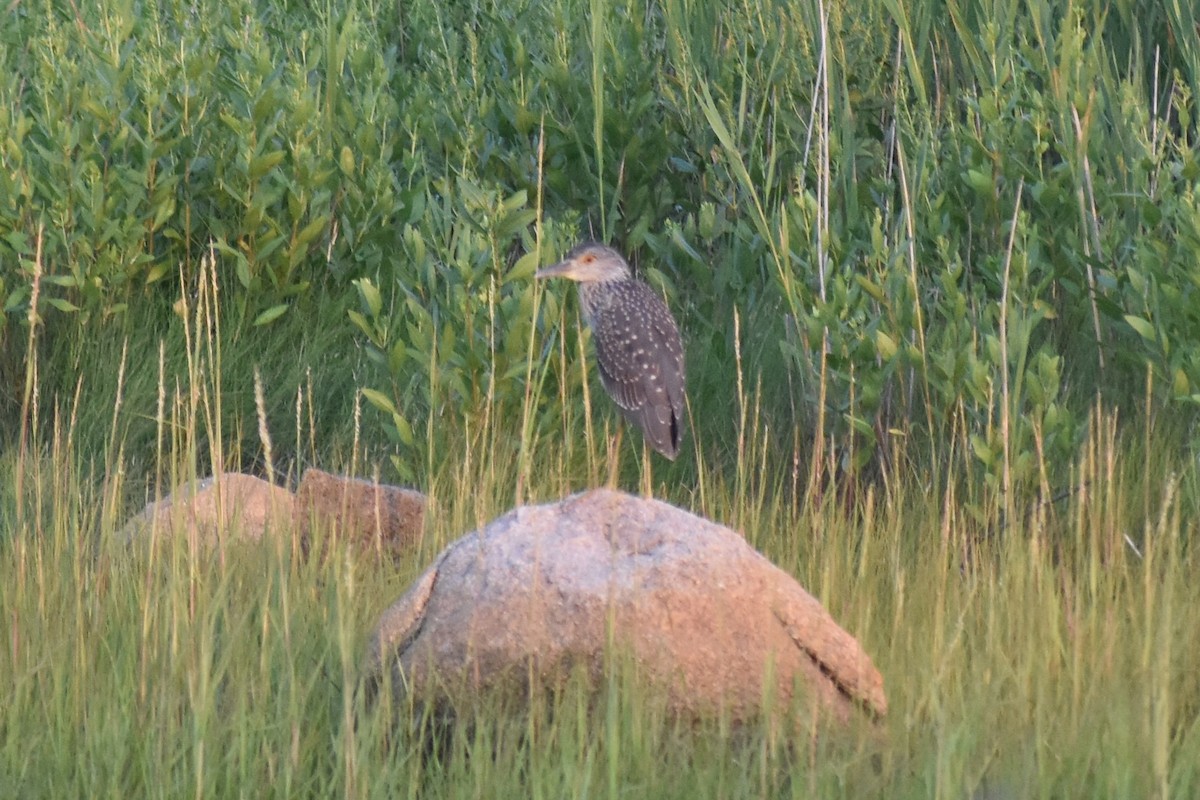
left=582, top=255, right=594, bottom=263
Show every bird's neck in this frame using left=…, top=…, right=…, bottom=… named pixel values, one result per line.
left=578, top=279, right=623, bottom=327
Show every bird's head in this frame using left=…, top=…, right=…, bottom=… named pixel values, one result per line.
left=535, top=242, right=632, bottom=284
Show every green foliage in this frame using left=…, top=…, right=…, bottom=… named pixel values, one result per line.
left=347, top=182, right=558, bottom=482
left=650, top=0, right=1200, bottom=511
left=0, top=0, right=399, bottom=332
left=3, top=0, right=1200, bottom=504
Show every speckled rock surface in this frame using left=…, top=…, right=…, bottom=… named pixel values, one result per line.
left=366, top=489, right=886, bottom=725
left=295, top=468, right=425, bottom=555
left=120, top=472, right=294, bottom=545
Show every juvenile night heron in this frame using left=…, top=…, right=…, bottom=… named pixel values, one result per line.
left=536, top=242, right=686, bottom=460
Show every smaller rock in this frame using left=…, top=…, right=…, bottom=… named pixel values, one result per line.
left=120, top=472, right=294, bottom=545
left=295, top=468, right=425, bottom=555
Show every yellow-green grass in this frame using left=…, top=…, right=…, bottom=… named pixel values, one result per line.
left=2, top=326, right=1197, bottom=799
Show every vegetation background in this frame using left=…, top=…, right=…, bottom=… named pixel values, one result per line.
left=2, top=0, right=1199, bottom=797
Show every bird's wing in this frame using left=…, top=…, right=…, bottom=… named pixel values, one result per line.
left=590, top=284, right=686, bottom=458
left=648, top=302, right=685, bottom=456
left=591, top=325, right=649, bottom=411
left=650, top=306, right=685, bottom=422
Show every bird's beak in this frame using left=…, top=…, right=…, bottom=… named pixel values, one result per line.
left=535, top=259, right=573, bottom=280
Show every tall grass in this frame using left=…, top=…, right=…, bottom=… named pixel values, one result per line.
left=4, top=236, right=1200, bottom=797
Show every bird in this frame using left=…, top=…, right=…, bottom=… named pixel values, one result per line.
left=536, top=242, right=686, bottom=460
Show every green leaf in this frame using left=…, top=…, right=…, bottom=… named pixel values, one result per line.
left=508, top=251, right=539, bottom=282
left=875, top=330, right=898, bottom=360
left=355, top=277, right=383, bottom=317
left=253, top=304, right=289, bottom=326
left=496, top=209, right=537, bottom=240
left=4, top=286, right=29, bottom=312
left=388, top=341, right=407, bottom=373
left=1140, top=199, right=1162, bottom=226
left=294, top=216, right=328, bottom=248
left=347, top=309, right=374, bottom=339
left=47, top=297, right=80, bottom=313
left=1173, top=368, right=1190, bottom=398
left=145, top=263, right=170, bottom=284
left=389, top=454, right=415, bottom=484
left=361, top=388, right=398, bottom=416
left=501, top=190, right=528, bottom=213
left=970, top=434, right=995, bottom=467
left=1127, top=267, right=1146, bottom=295
left=235, top=256, right=252, bottom=289
left=392, top=411, right=415, bottom=446
left=257, top=234, right=287, bottom=263
left=249, top=151, right=286, bottom=181
left=847, top=414, right=875, bottom=438
left=964, top=168, right=993, bottom=195
left=1123, top=314, right=1156, bottom=344
left=3, top=230, right=30, bottom=253
left=151, top=197, right=176, bottom=231
left=855, top=275, right=888, bottom=304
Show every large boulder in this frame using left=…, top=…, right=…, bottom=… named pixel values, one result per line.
left=366, top=489, right=886, bottom=726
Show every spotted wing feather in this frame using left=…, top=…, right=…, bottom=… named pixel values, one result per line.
left=589, top=281, right=686, bottom=459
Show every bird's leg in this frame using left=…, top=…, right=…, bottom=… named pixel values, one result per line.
left=605, top=422, right=623, bottom=489
left=640, top=440, right=652, bottom=498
